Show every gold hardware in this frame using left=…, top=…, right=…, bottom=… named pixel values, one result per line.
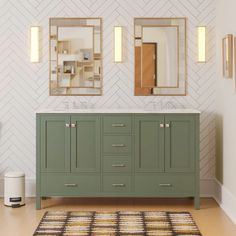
left=165, top=124, right=170, bottom=128
left=65, top=123, right=70, bottom=128
left=160, top=124, right=164, bottom=128
left=71, top=123, right=76, bottom=128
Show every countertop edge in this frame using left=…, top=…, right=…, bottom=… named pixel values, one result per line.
left=35, top=109, right=201, bottom=114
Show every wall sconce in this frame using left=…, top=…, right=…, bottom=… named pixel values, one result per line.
left=30, top=26, right=40, bottom=63
left=114, top=26, right=123, bottom=62
left=197, top=26, right=206, bottom=63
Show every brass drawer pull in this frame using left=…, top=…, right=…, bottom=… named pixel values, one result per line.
left=112, top=164, right=125, bottom=167
left=65, top=123, right=70, bottom=128
left=159, top=183, right=172, bottom=187
left=71, top=123, right=76, bottom=128
left=64, top=183, right=78, bottom=187
left=112, top=144, right=125, bottom=147
left=160, top=123, right=164, bottom=128
left=112, top=123, right=125, bottom=127
left=112, top=183, right=125, bottom=187
left=165, top=124, right=170, bottom=128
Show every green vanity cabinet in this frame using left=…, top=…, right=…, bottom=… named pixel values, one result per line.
left=164, top=115, right=195, bottom=173
left=36, top=111, right=200, bottom=210
left=134, top=114, right=199, bottom=209
left=70, top=115, right=100, bottom=173
left=40, top=115, right=71, bottom=173
left=134, top=115, right=165, bottom=172
left=36, top=114, right=101, bottom=209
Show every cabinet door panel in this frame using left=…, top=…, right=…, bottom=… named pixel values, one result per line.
left=40, top=115, right=70, bottom=172
left=71, top=115, right=100, bottom=172
left=165, top=115, right=195, bottom=172
left=135, top=115, right=164, bottom=172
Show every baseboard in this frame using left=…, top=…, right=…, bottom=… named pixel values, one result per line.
left=0, top=178, right=215, bottom=198
left=214, top=179, right=236, bottom=225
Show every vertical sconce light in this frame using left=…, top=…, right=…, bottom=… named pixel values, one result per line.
left=197, top=26, right=206, bottom=63
left=30, top=26, right=40, bottom=63
left=114, top=26, right=123, bottom=62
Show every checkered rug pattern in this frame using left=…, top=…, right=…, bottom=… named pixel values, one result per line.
left=34, top=211, right=202, bottom=235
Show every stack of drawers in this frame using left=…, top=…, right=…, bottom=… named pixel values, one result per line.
left=102, top=115, right=132, bottom=194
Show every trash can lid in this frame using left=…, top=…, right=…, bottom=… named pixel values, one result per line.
left=5, top=172, right=25, bottom=178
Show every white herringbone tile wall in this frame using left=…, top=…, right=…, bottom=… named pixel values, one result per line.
left=0, top=0, right=216, bottom=185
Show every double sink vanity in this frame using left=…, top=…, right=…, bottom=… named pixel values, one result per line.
left=37, top=16, right=199, bottom=209
left=36, top=109, right=200, bottom=209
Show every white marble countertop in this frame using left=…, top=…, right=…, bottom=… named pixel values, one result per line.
left=36, top=108, right=201, bottom=114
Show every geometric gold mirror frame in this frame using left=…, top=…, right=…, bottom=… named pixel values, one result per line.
left=49, top=18, right=102, bottom=96
left=222, top=34, right=233, bottom=79
left=134, top=18, right=187, bottom=96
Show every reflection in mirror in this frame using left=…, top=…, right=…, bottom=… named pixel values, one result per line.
left=142, top=26, right=178, bottom=87
left=49, top=18, right=102, bottom=96
left=134, top=18, right=186, bottom=96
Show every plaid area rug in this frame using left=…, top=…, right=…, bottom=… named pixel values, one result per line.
left=33, top=211, right=202, bottom=236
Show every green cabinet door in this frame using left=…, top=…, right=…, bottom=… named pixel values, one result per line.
left=40, top=115, right=70, bottom=172
left=135, top=115, right=165, bottom=172
left=71, top=115, right=100, bottom=173
left=165, top=115, right=195, bottom=173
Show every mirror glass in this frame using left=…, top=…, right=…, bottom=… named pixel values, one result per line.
left=49, top=18, right=102, bottom=96
left=134, top=18, right=186, bottom=96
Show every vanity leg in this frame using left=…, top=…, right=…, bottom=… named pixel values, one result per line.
left=194, top=196, right=200, bottom=210
left=36, top=196, right=41, bottom=210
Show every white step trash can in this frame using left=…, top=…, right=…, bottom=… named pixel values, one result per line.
left=4, top=172, right=25, bottom=207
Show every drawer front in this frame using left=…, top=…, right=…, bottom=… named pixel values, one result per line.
left=103, top=157, right=131, bottom=172
left=135, top=174, right=195, bottom=195
left=103, top=136, right=131, bottom=154
left=41, top=174, right=100, bottom=196
left=103, top=175, right=131, bottom=193
left=103, top=116, right=132, bottom=134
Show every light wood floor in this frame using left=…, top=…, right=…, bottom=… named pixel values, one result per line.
left=0, top=197, right=235, bottom=236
